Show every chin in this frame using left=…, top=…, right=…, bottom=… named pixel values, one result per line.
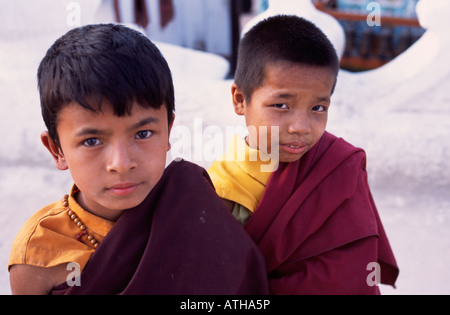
left=108, top=195, right=146, bottom=211
left=279, top=154, right=303, bottom=163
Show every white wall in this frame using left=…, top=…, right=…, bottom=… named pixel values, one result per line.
left=116, top=0, right=232, bottom=56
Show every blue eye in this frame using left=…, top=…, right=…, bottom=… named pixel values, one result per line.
left=83, top=138, right=101, bottom=147
left=136, top=130, right=152, bottom=140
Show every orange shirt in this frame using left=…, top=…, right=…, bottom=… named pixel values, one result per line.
left=8, top=185, right=114, bottom=272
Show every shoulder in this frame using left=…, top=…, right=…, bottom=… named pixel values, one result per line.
left=9, top=200, right=66, bottom=268
left=164, top=160, right=219, bottom=192
left=8, top=197, right=95, bottom=272
left=19, top=200, right=65, bottom=229
left=323, top=131, right=364, bottom=154
left=321, top=131, right=367, bottom=170
left=156, top=160, right=258, bottom=246
left=157, top=160, right=232, bottom=220
left=165, top=159, right=208, bottom=178
left=9, top=200, right=72, bottom=295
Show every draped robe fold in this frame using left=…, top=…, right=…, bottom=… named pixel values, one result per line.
left=244, top=132, right=399, bottom=294
left=52, top=160, right=269, bottom=295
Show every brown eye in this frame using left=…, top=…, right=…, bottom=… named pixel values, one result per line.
left=135, top=130, right=152, bottom=140
left=83, top=138, right=101, bottom=147
left=312, top=105, right=326, bottom=112
left=273, top=104, right=288, bottom=109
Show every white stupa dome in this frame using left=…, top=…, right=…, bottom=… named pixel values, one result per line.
left=416, top=0, right=450, bottom=33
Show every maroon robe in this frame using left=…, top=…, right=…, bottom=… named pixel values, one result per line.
left=245, top=132, right=399, bottom=295
left=52, top=160, right=269, bottom=295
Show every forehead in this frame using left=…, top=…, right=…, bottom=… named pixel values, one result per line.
left=262, top=61, right=336, bottom=95
left=56, top=101, right=167, bottom=131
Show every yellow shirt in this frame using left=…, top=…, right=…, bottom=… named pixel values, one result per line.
left=208, top=135, right=275, bottom=222
left=8, top=185, right=114, bottom=271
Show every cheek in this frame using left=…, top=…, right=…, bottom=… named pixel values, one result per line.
left=141, top=140, right=169, bottom=170
left=312, top=115, right=328, bottom=134
left=142, top=159, right=166, bottom=195
left=62, top=149, right=102, bottom=181
left=67, top=160, right=100, bottom=188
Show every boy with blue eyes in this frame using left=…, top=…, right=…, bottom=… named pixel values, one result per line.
left=208, top=15, right=399, bottom=294
left=8, top=24, right=269, bottom=295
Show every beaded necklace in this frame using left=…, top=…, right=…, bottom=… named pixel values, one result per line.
left=61, top=194, right=100, bottom=249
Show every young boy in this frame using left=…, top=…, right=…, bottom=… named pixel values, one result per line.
left=208, top=15, right=399, bottom=294
left=8, top=24, right=269, bottom=295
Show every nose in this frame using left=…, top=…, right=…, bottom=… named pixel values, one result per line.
left=106, top=141, right=137, bottom=174
left=287, top=111, right=312, bottom=135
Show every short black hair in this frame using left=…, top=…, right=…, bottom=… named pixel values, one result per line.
left=38, top=23, right=175, bottom=144
left=235, top=15, right=339, bottom=102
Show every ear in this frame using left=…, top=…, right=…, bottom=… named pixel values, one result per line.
left=231, top=83, right=246, bottom=116
left=167, top=114, right=175, bottom=152
left=40, top=131, right=69, bottom=170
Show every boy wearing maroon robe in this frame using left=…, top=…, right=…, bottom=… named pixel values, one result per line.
left=208, top=15, right=399, bottom=294
left=9, top=24, right=268, bottom=295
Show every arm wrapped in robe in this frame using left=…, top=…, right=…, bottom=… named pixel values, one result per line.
left=245, top=132, right=399, bottom=294
left=52, top=160, right=269, bottom=295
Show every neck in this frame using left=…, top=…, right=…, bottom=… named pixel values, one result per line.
left=269, top=0, right=315, bottom=11
left=75, top=190, right=124, bottom=222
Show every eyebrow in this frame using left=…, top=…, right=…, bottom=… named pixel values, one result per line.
left=273, top=93, right=295, bottom=100
left=272, top=93, right=330, bottom=103
left=75, top=116, right=160, bottom=137
left=132, top=116, right=160, bottom=130
left=316, top=96, right=330, bottom=103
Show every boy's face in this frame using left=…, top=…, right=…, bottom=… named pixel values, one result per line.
left=232, top=61, right=336, bottom=163
left=41, top=101, right=173, bottom=221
